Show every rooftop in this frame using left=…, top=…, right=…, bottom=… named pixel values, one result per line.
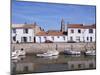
left=36, top=31, right=64, bottom=36
left=12, top=24, right=38, bottom=29
left=67, top=24, right=96, bottom=29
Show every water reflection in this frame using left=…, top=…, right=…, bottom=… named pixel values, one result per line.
left=11, top=54, right=96, bottom=74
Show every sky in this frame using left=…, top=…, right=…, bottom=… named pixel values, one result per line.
left=12, top=0, right=96, bottom=31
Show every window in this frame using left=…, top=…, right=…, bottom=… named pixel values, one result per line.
left=29, top=36, right=31, bottom=41
left=52, top=37, right=54, bottom=40
left=71, top=29, right=74, bottom=33
left=76, top=36, right=80, bottom=42
left=12, top=29, right=16, bottom=33
left=89, top=29, right=93, bottom=33
left=44, top=36, right=47, bottom=40
left=22, top=37, right=27, bottom=42
left=87, top=37, right=89, bottom=41
left=39, top=37, right=41, bottom=43
left=23, top=29, right=28, bottom=33
left=78, top=29, right=81, bottom=33
left=90, top=37, right=92, bottom=42
left=70, top=37, right=73, bottom=41
left=63, top=36, right=65, bottom=40
left=13, top=36, right=16, bottom=41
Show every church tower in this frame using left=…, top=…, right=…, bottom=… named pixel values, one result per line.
left=61, top=18, right=65, bottom=32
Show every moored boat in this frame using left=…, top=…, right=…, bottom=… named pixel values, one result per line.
left=84, top=50, right=96, bottom=56
left=36, top=50, right=59, bottom=57
left=64, top=49, right=81, bottom=55
left=64, top=45, right=81, bottom=55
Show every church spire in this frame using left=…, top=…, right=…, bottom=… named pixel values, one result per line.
left=61, top=18, right=65, bottom=32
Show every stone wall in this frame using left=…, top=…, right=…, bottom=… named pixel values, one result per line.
left=11, top=43, right=96, bottom=54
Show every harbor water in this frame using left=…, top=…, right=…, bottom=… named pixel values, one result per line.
left=11, top=54, right=96, bottom=74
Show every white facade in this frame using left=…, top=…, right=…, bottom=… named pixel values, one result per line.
left=12, top=28, right=34, bottom=43
left=36, top=36, right=67, bottom=43
left=68, top=28, right=95, bottom=42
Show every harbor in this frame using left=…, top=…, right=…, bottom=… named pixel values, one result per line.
left=11, top=54, right=96, bottom=74
left=11, top=42, right=96, bottom=74
left=11, top=43, right=96, bottom=54
left=11, top=1, right=96, bottom=75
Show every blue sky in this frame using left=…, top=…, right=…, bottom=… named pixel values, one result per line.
left=12, top=0, right=96, bottom=31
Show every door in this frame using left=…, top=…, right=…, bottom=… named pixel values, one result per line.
left=90, top=37, right=92, bottom=42
left=22, top=37, right=27, bottom=43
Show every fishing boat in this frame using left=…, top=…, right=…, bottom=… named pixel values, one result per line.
left=64, top=45, right=81, bottom=55
left=36, top=50, right=59, bottom=57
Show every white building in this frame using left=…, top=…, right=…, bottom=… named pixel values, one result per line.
left=36, top=31, right=68, bottom=43
left=67, top=24, right=96, bottom=42
left=12, top=24, right=35, bottom=43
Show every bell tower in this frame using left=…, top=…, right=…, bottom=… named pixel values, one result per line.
left=61, top=18, right=65, bottom=32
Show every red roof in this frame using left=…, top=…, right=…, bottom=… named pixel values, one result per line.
left=67, top=24, right=96, bottom=29
left=36, top=31, right=64, bottom=36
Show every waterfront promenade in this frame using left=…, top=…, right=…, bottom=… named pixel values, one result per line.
left=11, top=43, right=96, bottom=54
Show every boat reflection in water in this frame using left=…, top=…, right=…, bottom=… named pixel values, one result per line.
left=11, top=54, right=96, bottom=74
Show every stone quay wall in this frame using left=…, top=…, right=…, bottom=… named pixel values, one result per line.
left=11, top=43, right=96, bottom=54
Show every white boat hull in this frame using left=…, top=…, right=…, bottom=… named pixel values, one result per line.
left=85, top=50, right=96, bottom=56
left=36, top=50, right=59, bottom=57
left=64, top=50, right=81, bottom=55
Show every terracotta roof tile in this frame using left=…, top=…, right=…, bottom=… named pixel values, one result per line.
left=36, top=31, right=64, bottom=36
left=67, top=24, right=96, bottom=29
left=36, top=31, right=47, bottom=36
